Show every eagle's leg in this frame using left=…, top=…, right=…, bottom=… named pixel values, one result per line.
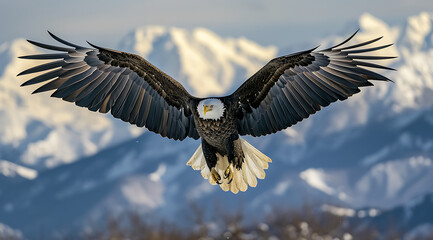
left=202, top=139, right=221, bottom=184
left=224, top=134, right=244, bottom=183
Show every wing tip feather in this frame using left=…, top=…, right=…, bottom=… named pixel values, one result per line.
left=47, top=30, right=85, bottom=49
left=86, top=41, right=99, bottom=49
left=47, top=30, right=55, bottom=37
left=26, top=39, right=39, bottom=46
left=326, top=29, right=360, bottom=50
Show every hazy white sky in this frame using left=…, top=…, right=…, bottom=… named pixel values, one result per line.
left=0, top=0, right=432, bottom=49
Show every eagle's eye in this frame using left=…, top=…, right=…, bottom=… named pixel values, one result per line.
left=204, top=105, right=213, bottom=115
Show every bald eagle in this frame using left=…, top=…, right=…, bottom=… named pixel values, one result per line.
left=18, top=30, right=395, bottom=193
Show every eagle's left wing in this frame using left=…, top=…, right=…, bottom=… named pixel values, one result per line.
left=231, top=31, right=395, bottom=137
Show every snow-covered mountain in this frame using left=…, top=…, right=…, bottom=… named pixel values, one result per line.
left=2, top=105, right=433, bottom=238
left=0, top=40, right=141, bottom=171
left=1, top=12, right=433, bottom=239
left=117, top=26, right=277, bottom=97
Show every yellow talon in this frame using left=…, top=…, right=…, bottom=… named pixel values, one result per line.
left=211, top=167, right=221, bottom=184
left=224, top=164, right=234, bottom=184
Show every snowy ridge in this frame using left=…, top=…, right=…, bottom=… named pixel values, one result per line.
left=301, top=156, right=433, bottom=209
left=118, top=26, right=277, bottom=97
left=357, top=12, right=433, bottom=113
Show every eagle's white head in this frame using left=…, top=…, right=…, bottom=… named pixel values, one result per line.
left=197, top=98, right=225, bottom=120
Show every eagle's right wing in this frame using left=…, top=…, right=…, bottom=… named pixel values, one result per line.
left=19, top=32, right=200, bottom=140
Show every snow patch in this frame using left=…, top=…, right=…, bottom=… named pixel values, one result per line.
left=0, top=160, right=37, bottom=180
left=149, top=164, right=166, bottom=182
left=273, top=180, right=291, bottom=195
left=321, top=204, right=355, bottom=217
left=300, top=169, right=335, bottom=195
left=361, top=147, right=391, bottom=166
left=120, top=176, right=164, bottom=208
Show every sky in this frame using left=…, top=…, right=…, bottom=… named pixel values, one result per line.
left=1, top=0, right=432, bottom=50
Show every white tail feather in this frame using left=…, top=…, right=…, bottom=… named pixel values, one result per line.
left=186, top=138, right=272, bottom=194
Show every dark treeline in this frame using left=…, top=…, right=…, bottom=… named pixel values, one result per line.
left=72, top=205, right=428, bottom=240
left=2, top=204, right=431, bottom=240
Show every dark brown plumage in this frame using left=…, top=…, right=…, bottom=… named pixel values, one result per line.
left=233, top=31, right=395, bottom=137
left=18, top=30, right=395, bottom=193
left=19, top=31, right=199, bottom=141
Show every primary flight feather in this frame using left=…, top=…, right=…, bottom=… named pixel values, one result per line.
left=18, top=30, right=395, bottom=193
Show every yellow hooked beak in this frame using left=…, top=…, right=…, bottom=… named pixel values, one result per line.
left=204, top=105, right=212, bottom=115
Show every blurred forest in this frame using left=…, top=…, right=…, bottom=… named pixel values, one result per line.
left=2, top=204, right=429, bottom=240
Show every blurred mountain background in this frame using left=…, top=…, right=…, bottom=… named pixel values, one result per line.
left=1, top=8, right=433, bottom=239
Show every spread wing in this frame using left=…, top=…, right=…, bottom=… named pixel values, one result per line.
left=232, top=30, right=395, bottom=137
left=18, top=32, right=199, bottom=140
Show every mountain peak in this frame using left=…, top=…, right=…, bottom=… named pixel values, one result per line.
left=119, top=25, right=168, bottom=57
left=402, top=12, right=433, bottom=52
left=118, top=26, right=277, bottom=97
